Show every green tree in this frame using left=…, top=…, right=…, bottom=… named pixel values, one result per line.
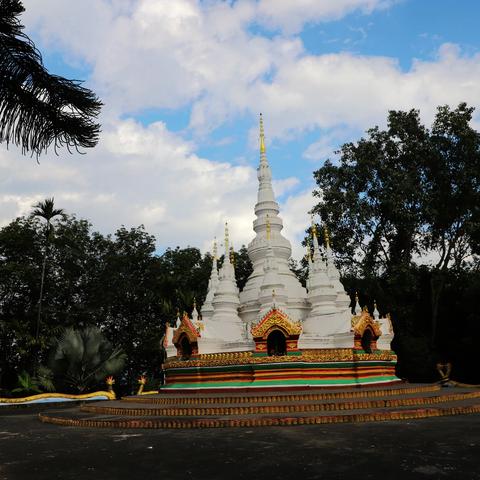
left=312, top=103, right=480, bottom=376
left=0, top=0, right=102, bottom=156
left=230, top=245, right=253, bottom=291
left=157, top=246, right=211, bottom=314
left=0, top=216, right=44, bottom=387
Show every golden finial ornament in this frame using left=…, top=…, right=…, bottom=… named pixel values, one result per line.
left=259, top=113, right=266, bottom=155
left=224, top=221, right=229, bottom=252
left=324, top=225, right=331, bottom=248
left=213, top=237, right=217, bottom=260
left=266, top=214, right=271, bottom=241
left=310, top=215, right=317, bottom=238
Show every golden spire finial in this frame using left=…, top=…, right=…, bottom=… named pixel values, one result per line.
left=224, top=221, right=229, bottom=252
left=213, top=237, right=217, bottom=260
left=324, top=225, right=330, bottom=248
left=259, top=113, right=266, bottom=156
left=310, top=215, right=317, bottom=238
left=266, top=214, right=271, bottom=241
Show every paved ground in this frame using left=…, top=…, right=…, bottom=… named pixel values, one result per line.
left=1, top=406, right=479, bottom=480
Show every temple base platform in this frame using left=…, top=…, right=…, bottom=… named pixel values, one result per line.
left=162, top=348, right=400, bottom=390
left=39, top=383, right=480, bottom=429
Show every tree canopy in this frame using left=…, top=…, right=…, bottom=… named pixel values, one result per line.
left=313, top=103, right=480, bottom=277
left=0, top=208, right=252, bottom=394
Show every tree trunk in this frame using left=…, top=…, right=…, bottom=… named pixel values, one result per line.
left=430, top=271, right=446, bottom=348
left=35, top=241, right=49, bottom=341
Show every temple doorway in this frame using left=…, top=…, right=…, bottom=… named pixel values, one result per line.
left=180, top=336, right=193, bottom=360
left=267, top=330, right=287, bottom=356
left=361, top=329, right=373, bottom=353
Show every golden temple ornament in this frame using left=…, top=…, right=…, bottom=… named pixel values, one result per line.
left=259, top=113, right=266, bottom=155
left=311, top=215, right=318, bottom=238
left=324, top=225, right=331, bottom=248
left=224, top=221, right=229, bottom=251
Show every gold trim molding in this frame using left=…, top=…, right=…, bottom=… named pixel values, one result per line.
left=164, top=348, right=397, bottom=369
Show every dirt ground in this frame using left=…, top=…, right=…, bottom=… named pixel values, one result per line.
left=1, top=406, right=479, bottom=480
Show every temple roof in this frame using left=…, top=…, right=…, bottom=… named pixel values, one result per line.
left=251, top=307, right=302, bottom=338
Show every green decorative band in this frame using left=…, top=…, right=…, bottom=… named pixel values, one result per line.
left=163, top=360, right=398, bottom=389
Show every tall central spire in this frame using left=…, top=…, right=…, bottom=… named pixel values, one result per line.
left=257, top=114, right=274, bottom=202
left=241, top=113, right=307, bottom=325
left=255, top=113, right=279, bottom=228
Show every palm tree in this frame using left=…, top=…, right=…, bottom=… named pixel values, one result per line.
left=32, top=197, right=64, bottom=341
left=50, top=327, right=126, bottom=393
left=0, top=0, right=102, bottom=157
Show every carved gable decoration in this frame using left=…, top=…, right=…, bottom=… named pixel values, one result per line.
left=250, top=308, right=302, bottom=355
left=172, top=313, right=201, bottom=346
left=251, top=308, right=302, bottom=339
left=351, top=309, right=382, bottom=338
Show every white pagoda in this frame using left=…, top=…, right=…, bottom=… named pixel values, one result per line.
left=165, top=115, right=394, bottom=362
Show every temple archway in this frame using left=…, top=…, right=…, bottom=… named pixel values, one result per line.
left=179, top=335, right=193, bottom=360
left=352, top=309, right=381, bottom=352
left=267, top=330, right=287, bottom=356
left=172, top=312, right=201, bottom=359
left=251, top=309, right=302, bottom=355
left=361, top=328, right=374, bottom=353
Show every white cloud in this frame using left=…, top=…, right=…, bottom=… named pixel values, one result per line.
left=303, top=127, right=354, bottom=163
left=23, top=0, right=480, bottom=142
left=243, top=45, right=480, bottom=142
left=256, top=0, right=393, bottom=34
left=7, top=0, right=480, bottom=259
left=280, top=189, right=317, bottom=261
left=272, top=177, right=300, bottom=197
left=0, top=119, right=259, bottom=249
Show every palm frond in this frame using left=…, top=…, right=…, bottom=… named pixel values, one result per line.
left=0, top=0, right=102, bottom=157
left=31, top=197, right=64, bottom=222
left=50, top=327, right=126, bottom=392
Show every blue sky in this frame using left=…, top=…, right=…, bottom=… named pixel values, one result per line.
left=2, top=0, right=480, bottom=258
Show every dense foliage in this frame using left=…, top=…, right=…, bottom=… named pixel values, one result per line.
left=312, top=103, right=480, bottom=382
left=0, top=211, right=252, bottom=394
left=50, top=326, right=126, bottom=393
